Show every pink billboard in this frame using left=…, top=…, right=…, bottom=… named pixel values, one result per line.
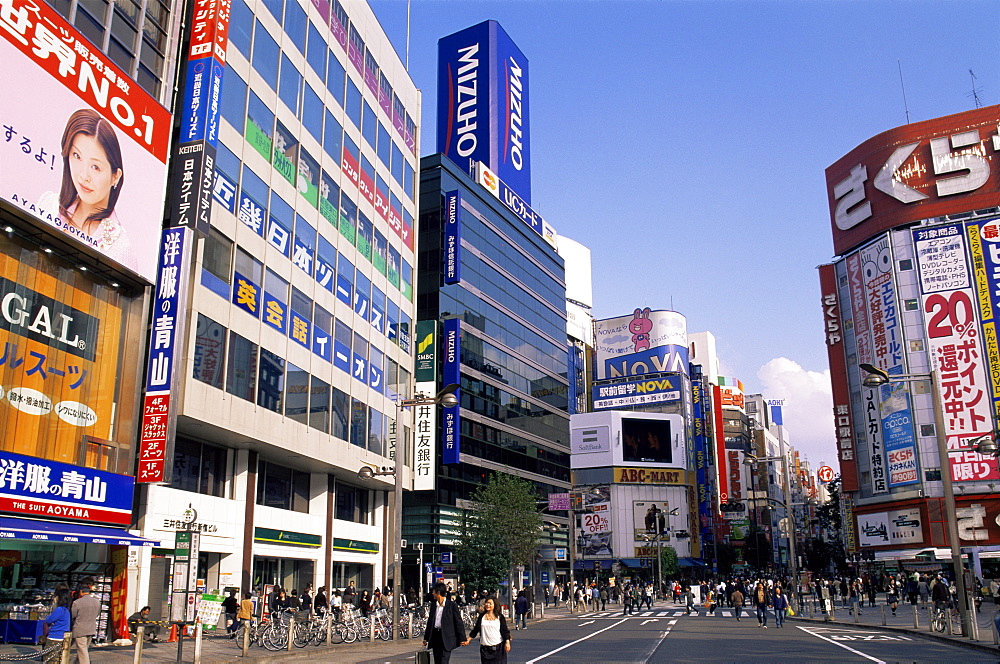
left=0, top=0, right=171, bottom=283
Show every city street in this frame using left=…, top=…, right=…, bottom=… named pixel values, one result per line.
left=3, top=602, right=993, bottom=663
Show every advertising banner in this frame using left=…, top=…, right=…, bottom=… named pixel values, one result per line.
left=475, top=163, right=554, bottom=247
left=0, top=260, right=122, bottom=462
left=714, top=385, right=728, bottom=502
left=0, top=0, right=171, bottom=282
left=827, top=105, right=1000, bottom=256
left=0, top=450, right=134, bottom=525
left=819, top=263, right=859, bottom=491
left=632, top=501, right=670, bottom=539
left=438, top=21, right=531, bottom=204
left=578, top=485, right=612, bottom=556
left=594, top=309, right=688, bottom=380
left=691, top=366, right=713, bottom=539
left=443, top=190, right=461, bottom=284
left=967, top=218, right=1000, bottom=423
left=138, top=228, right=193, bottom=483
left=441, top=318, right=461, bottom=464
left=912, top=224, right=998, bottom=482
left=592, top=375, right=681, bottom=410
left=859, top=236, right=918, bottom=487
left=856, top=508, right=923, bottom=547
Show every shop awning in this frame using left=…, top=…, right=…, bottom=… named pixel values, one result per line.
left=0, top=517, right=162, bottom=547
left=678, top=557, right=707, bottom=568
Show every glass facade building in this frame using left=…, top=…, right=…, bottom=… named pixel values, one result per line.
left=406, top=154, right=571, bottom=585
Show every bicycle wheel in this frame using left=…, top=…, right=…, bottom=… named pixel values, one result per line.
left=262, top=625, right=288, bottom=650
left=293, top=622, right=313, bottom=648
left=932, top=612, right=946, bottom=632
left=342, top=623, right=359, bottom=643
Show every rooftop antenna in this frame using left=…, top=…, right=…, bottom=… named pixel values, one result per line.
left=897, top=60, right=911, bottom=124
left=405, top=0, right=411, bottom=72
left=968, top=69, right=983, bottom=108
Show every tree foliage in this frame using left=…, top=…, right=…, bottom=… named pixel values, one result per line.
left=660, top=545, right=679, bottom=578
left=467, top=472, right=542, bottom=566
left=455, top=527, right=510, bottom=594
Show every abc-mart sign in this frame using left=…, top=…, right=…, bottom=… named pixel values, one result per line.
left=826, top=105, right=1000, bottom=256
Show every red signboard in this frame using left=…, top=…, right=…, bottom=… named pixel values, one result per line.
left=137, top=393, right=170, bottom=483
left=826, top=105, right=1000, bottom=256
left=819, top=263, right=859, bottom=491
left=817, top=465, right=835, bottom=483
left=187, top=0, right=233, bottom=65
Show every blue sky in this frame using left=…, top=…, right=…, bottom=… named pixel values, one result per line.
left=369, top=0, right=999, bottom=465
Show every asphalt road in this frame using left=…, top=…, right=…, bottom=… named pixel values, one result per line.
left=429, top=609, right=999, bottom=664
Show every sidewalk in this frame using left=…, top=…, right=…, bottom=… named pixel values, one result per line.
left=788, top=596, right=1000, bottom=656
left=0, top=606, right=581, bottom=663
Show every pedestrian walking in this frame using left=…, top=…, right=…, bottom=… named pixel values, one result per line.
left=514, top=591, right=529, bottom=630
left=772, top=587, right=789, bottom=628
left=730, top=587, right=745, bottom=621
left=599, top=585, right=608, bottom=611
left=887, top=579, right=900, bottom=616
left=422, top=582, right=468, bottom=664
left=463, top=598, right=511, bottom=664
left=753, top=583, right=769, bottom=628
left=684, top=585, right=699, bottom=616
left=222, top=590, right=239, bottom=634
left=622, top=584, right=633, bottom=615
left=70, top=577, right=100, bottom=664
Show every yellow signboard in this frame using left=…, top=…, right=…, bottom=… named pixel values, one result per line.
left=614, top=467, right=687, bottom=485
left=0, top=250, right=122, bottom=463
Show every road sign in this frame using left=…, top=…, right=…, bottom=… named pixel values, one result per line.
left=818, top=465, right=835, bottom=483
left=441, top=552, right=453, bottom=564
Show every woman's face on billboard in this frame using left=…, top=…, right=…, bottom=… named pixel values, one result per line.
left=68, top=133, right=121, bottom=212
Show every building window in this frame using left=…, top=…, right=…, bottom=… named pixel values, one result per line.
left=257, top=460, right=310, bottom=512
left=201, top=228, right=233, bottom=299
left=172, top=437, right=228, bottom=497
left=898, top=259, right=914, bottom=271
left=226, top=332, right=258, bottom=401
left=193, top=314, right=227, bottom=389
left=257, top=348, right=285, bottom=412
left=335, top=483, right=370, bottom=524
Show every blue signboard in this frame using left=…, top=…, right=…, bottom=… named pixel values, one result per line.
left=0, top=450, right=134, bottom=526
left=444, top=190, right=461, bottom=283
left=442, top=317, right=461, bottom=464
left=145, top=228, right=188, bottom=392
left=603, top=344, right=690, bottom=379
left=437, top=21, right=531, bottom=204
left=592, top=375, right=682, bottom=411
left=691, top=365, right=713, bottom=544
left=212, top=170, right=237, bottom=214
left=179, top=57, right=224, bottom=145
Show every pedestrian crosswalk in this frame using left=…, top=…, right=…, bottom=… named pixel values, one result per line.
left=575, top=609, right=741, bottom=618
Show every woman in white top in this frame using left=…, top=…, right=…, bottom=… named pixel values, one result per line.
left=463, top=597, right=511, bottom=663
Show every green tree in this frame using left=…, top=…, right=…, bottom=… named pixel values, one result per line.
left=469, top=472, right=542, bottom=566
left=660, top=545, right=679, bottom=578
left=455, top=526, right=510, bottom=594
left=454, top=473, right=542, bottom=593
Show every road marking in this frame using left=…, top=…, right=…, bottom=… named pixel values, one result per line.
left=525, top=618, right=629, bottom=664
left=640, top=629, right=671, bottom=664
left=577, top=620, right=595, bottom=626
left=795, top=625, right=886, bottom=663
left=640, top=619, right=658, bottom=625
left=668, top=620, right=677, bottom=625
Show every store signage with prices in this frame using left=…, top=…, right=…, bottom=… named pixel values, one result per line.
left=0, top=450, right=133, bottom=525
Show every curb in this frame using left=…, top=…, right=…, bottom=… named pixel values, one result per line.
left=789, top=615, right=1000, bottom=655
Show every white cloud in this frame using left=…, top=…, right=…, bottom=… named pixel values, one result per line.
left=756, top=357, right=837, bottom=469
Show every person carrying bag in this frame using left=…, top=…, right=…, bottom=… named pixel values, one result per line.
left=463, top=597, right=511, bottom=663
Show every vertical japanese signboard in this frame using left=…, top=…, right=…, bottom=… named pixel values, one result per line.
left=137, top=228, right=193, bottom=483
left=441, top=318, right=461, bottom=464
left=818, top=263, right=859, bottom=492
left=167, top=0, right=232, bottom=235
left=967, top=218, right=1000, bottom=424
left=412, top=321, right=437, bottom=491
left=443, top=191, right=461, bottom=284
left=171, top=529, right=200, bottom=622
left=859, top=236, right=918, bottom=487
left=845, top=246, right=888, bottom=494
left=691, top=365, right=713, bottom=536
left=912, top=224, right=998, bottom=483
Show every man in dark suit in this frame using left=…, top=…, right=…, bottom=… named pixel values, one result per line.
left=422, top=581, right=467, bottom=664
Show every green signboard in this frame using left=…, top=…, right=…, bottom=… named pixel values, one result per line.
left=254, top=528, right=322, bottom=548
left=415, top=320, right=437, bottom=382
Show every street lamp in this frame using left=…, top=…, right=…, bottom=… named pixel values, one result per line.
left=858, top=363, right=974, bottom=638
left=357, top=382, right=459, bottom=640
left=744, top=452, right=799, bottom=599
